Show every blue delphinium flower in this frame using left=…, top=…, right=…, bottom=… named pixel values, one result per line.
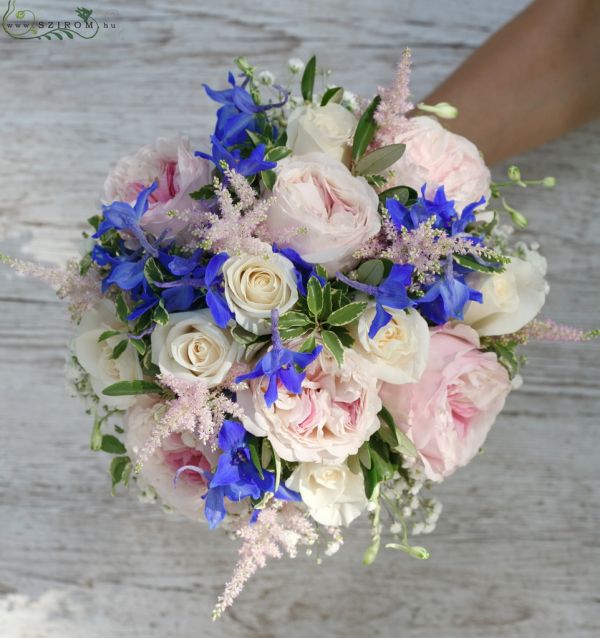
left=236, top=309, right=322, bottom=407
left=176, top=420, right=300, bottom=529
left=195, top=137, right=276, bottom=179
left=337, top=264, right=415, bottom=338
left=203, top=252, right=234, bottom=328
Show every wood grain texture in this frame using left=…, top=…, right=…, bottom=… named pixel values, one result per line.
left=1, top=1, right=599, bottom=636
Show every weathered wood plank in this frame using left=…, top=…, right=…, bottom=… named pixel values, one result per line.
left=1, top=1, right=599, bottom=636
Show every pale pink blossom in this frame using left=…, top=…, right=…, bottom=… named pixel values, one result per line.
left=387, top=116, right=491, bottom=214
left=380, top=324, right=510, bottom=482
left=238, top=349, right=381, bottom=464
left=102, top=136, right=211, bottom=238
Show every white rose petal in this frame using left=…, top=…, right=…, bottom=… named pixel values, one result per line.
left=222, top=252, right=298, bottom=335
left=286, top=103, right=357, bottom=165
left=354, top=305, right=430, bottom=384
left=151, top=309, right=241, bottom=385
left=464, top=256, right=549, bottom=336
left=286, top=462, right=367, bottom=527
left=72, top=300, right=143, bottom=409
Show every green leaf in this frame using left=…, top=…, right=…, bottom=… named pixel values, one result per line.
left=321, top=86, right=344, bottom=106
left=144, top=258, right=165, bottom=285
left=379, top=185, right=416, bottom=206
left=330, top=326, right=354, bottom=348
left=306, top=276, right=323, bottom=317
left=102, top=380, right=163, bottom=397
left=319, top=282, right=332, bottom=320
left=322, top=329, right=344, bottom=366
left=110, top=339, right=128, bottom=360
left=355, top=143, right=405, bottom=176
left=314, top=264, right=328, bottom=280
left=101, top=435, right=127, bottom=455
left=358, top=441, right=372, bottom=469
left=265, top=146, right=292, bottom=162
left=129, top=338, right=147, bottom=356
left=301, top=55, right=317, bottom=102
left=299, top=334, right=317, bottom=353
left=90, top=415, right=103, bottom=451
left=152, top=301, right=169, bottom=326
left=379, top=406, right=418, bottom=457
left=189, top=184, right=216, bottom=200
left=278, top=326, right=310, bottom=340
left=357, top=259, right=384, bottom=286
left=98, top=330, right=121, bottom=343
left=110, top=456, right=131, bottom=490
left=453, top=254, right=504, bottom=274
left=273, top=447, right=282, bottom=493
left=326, top=301, right=367, bottom=326
left=261, top=169, right=277, bottom=191
left=231, top=324, right=260, bottom=345
left=247, top=437, right=264, bottom=479
left=115, top=294, right=129, bottom=323
left=279, top=311, right=312, bottom=329
left=352, top=95, right=381, bottom=162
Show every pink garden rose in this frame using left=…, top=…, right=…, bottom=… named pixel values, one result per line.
left=237, top=349, right=382, bottom=464
left=388, top=116, right=491, bottom=213
left=265, top=152, right=381, bottom=274
left=102, top=136, right=211, bottom=238
left=380, top=324, right=510, bottom=482
left=124, top=397, right=218, bottom=521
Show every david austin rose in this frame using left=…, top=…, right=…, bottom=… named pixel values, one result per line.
left=463, top=255, right=549, bottom=336
left=380, top=324, right=510, bottom=482
left=388, top=116, right=491, bottom=213
left=286, top=103, right=357, bottom=165
left=73, top=300, right=143, bottom=409
left=266, top=153, right=381, bottom=274
left=151, top=309, right=240, bottom=385
left=238, top=349, right=381, bottom=464
left=354, top=305, right=430, bottom=384
left=124, top=397, right=218, bottom=521
left=222, top=252, right=298, bottom=335
left=102, top=136, right=211, bottom=238
left=286, top=462, right=367, bottom=527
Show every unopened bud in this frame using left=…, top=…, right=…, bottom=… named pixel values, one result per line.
left=543, top=176, right=556, bottom=188
left=417, top=101, right=458, bottom=119
left=507, top=165, right=521, bottom=182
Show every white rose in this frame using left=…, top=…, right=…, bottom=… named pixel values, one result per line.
left=222, top=252, right=298, bottom=335
left=151, top=309, right=241, bottom=385
left=266, top=153, right=381, bottom=274
left=286, top=103, right=357, bottom=165
left=354, top=305, right=430, bottom=384
left=72, top=300, right=143, bottom=409
left=285, top=462, right=367, bottom=527
left=463, top=256, right=549, bottom=336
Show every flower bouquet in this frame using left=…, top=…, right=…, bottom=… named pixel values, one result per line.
left=3, top=52, right=597, bottom=618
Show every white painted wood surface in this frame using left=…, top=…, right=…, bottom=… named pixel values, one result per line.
left=1, top=1, right=599, bottom=636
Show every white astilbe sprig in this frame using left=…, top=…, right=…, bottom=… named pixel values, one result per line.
left=0, top=254, right=102, bottom=321
left=134, top=372, right=244, bottom=471
left=213, top=502, right=318, bottom=619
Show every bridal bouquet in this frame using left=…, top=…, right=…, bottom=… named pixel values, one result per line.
left=3, top=52, right=596, bottom=618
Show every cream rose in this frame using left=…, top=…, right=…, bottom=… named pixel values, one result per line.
left=286, top=462, right=367, bottom=527
left=388, top=116, right=491, bottom=213
left=286, top=103, right=357, bottom=165
left=266, top=153, right=381, bottom=274
left=151, top=309, right=240, bottom=385
left=354, top=305, right=430, bottom=384
left=238, top=349, right=381, bottom=464
left=463, top=256, right=549, bottom=336
left=222, top=252, right=298, bottom=335
left=73, top=300, right=143, bottom=409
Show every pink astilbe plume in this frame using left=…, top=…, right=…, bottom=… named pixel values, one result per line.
left=518, top=319, right=599, bottom=343
left=372, top=48, right=414, bottom=148
left=180, top=168, right=274, bottom=255
left=135, top=372, right=244, bottom=470
left=213, top=502, right=318, bottom=619
left=0, top=254, right=102, bottom=321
